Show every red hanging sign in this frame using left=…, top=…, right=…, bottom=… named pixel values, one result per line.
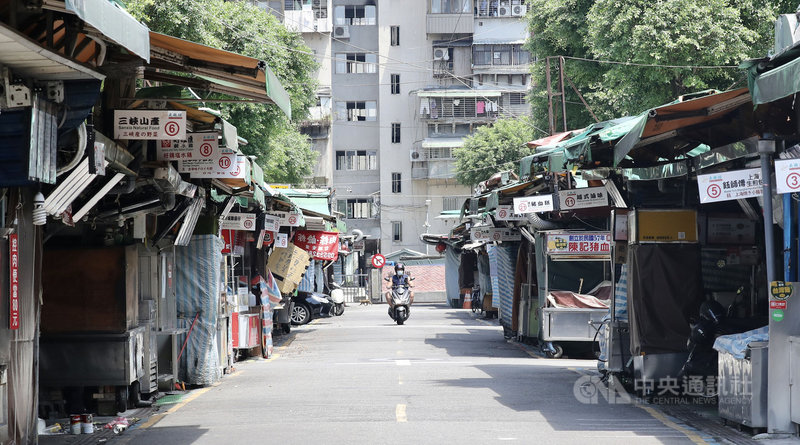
left=9, top=234, right=19, bottom=330
left=293, top=230, right=340, bottom=261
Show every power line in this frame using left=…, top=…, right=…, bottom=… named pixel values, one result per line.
left=553, top=56, right=739, bottom=70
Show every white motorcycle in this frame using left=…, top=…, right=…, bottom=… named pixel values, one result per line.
left=330, top=282, right=345, bottom=316
left=385, top=276, right=413, bottom=325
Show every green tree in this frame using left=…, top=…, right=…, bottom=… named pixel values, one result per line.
left=127, top=0, right=318, bottom=184
left=526, top=0, right=796, bottom=131
left=453, top=117, right=539, bottom=186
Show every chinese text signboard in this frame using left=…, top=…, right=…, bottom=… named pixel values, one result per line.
left=697, top=168, right=762, bottom=204
left=293, top=230, right=340, bottom=261
left=513, top=195, right=554, bottom=214
left=495, top=205, right=526, bottom=221
left=558, top=187, right=608, bottom=210
left=775, top=159, right=800, bottom=194
left=221, top=213, right=256, bottom=231
left=179, top=153, right=249, bottom=180
left=263, top=214, right=280, bottom=232
left=157, top=132, right=220, bottom=162
left=270, top=211, right=302, bottom=228
left=114, top=110, right=186, bottom=140
left=8, top=234, right=18, bottom=330
left=546, top=232, right=612, bottom=256
left=470, top=227, right=521, bottom=242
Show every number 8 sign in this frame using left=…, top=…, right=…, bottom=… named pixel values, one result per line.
left=776, top=159, right=800, bottom=194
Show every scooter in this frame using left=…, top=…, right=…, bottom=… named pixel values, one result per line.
left=330, top=282, right=345, bottom=316
left=385, top=276, right=413, bottom=325
left=677, top=300, right=727, bottom=389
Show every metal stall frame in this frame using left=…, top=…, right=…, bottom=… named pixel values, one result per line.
left=538, top=231, right=614, bottom=358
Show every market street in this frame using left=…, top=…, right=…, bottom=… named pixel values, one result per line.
left=119, top=304, right=702, bottom=445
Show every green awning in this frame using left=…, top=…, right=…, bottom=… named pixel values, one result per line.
left=747, top=54, right=800, bottom=105
left=65, top=0, right=150, bottom=61
left=290, top=197, right=330, bottom=216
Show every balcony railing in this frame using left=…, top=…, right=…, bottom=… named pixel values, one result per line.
left=419, top=96, right=499, bottom=121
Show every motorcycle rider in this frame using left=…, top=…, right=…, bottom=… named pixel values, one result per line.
left=386, top=262, right=413, bottom=317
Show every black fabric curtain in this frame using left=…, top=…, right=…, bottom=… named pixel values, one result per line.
left=628, top=243, right=703, bottom=355
left=459, top=250, right=477, bottom=289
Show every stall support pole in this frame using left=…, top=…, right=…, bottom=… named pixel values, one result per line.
left=784, top=193, right=794, bottom=281
left=760, top=139, right=794, bottom=434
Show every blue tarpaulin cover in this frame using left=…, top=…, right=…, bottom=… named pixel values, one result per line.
left=175, top=235, right=223, bottom=385
left=713, top=326, right=769, bottom=359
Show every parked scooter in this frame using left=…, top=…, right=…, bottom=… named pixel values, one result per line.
left=329, top=282, right=345, bottom=316
left=385, top=276, right=414, bottom=325
left=677, top=300, right=728, bottom=386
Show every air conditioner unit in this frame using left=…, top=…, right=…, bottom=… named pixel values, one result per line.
left=512, top=5, right=527, bottom=16
left=333, top=25, right=350, bottom=39
left=498, top=6, right=511, bottom=16
left=433, top=48, right=450, bottom=61
left=410, top=149, right=425, bottom=162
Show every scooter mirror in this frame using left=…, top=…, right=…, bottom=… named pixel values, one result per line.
left=384, top=277, right=390, bottom=282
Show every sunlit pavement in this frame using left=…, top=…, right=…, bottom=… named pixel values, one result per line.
left=117, top=304, right=709, bottom=445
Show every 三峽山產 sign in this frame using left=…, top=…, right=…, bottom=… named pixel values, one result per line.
left=513, top=195, right=554, bottom=214
left=157, top=132, right=221, bottom=161
left=697, top=168, right=762, bottom=204
left=221, top=213, right=257, bottom=231
left=114, top=110, right=186, bottom=140
left=546, top=232, right=611, bottom=255
left=293, top=230, right=339, bottom=261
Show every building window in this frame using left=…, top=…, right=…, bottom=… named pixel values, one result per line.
left=335, top=53, right=377, bottom=74
left=473, top=44, right=530, bottom=66
left=507, top=92, right=526, bottom=105
left=335, top=101, right=377, bottom=121
left=392, top=172, right=402, bottom=193
left=430, top=0, right=471, bottom=14
left=390, top=26, right=400, bottom=46
left=337, top=198, right=376, bottom=219
left=427, top=146, right=453, bottom=159
left=334, top=5, right=376, bottom=26
left=390, top=74, right=400, bottom=94
left=335, top=150, right=377, bottom=170
left=391, top=123, right=401, bottom=143
left=392, top=221, right=402, bottom=242
left=443, top=196, right=468, bottom=211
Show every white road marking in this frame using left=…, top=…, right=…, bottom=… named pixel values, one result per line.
left=396, top=404, right=407, bottom=422
left=396, top=360, right=411, bottom=366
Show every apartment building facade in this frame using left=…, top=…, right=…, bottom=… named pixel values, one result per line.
left=257, top=0, right=531, bottom=256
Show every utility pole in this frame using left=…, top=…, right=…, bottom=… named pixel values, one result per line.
left=546, top=56, right=568, bottom=135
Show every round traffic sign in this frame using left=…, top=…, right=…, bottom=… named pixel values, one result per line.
left=371, top=254, right=386, bottom=269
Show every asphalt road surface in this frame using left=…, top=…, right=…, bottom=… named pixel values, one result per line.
left=121, top=304, right=700, bottom=445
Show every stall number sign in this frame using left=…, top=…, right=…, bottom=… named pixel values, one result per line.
left=558, top=187, right=608, bottom=210
left=181, top=154, right=249, bottom=180
left=221, top=213, right=257, bottom=231
left=513, top=195, right=554, bottom=214
left=470, top=227, right=521, bottom=242
left=495, top=205, right=526, bottom=221
left=114, top=110, right=186, bottom=140
left=275, top=233, right=289, bottom=248
left=546, top=232, right=611, bottom=255
left=270, top=211, right=301, bottom=228
left=775, top=159, right=800, bottom=194
left=294, top=230, right=340, bottom=261
left=8, top=234, right=19, bottom=330
left=263, top=214, right=280, bottom=232
left=157, top=132, right=221, bottom=161
left=697, top=168, right=762, bottom=204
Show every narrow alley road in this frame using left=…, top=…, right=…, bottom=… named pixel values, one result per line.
left=121, top=305, right=699, bottom=445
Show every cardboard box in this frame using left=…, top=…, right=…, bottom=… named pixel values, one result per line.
left=629, top=209, right=698, bottom=243
left=266, top=244, right=311, bottom=294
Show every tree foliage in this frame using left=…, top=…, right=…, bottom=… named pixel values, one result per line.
left=126, top=0, right=318, bottom=184
left=453, top=117, right=539, bottom=186
left=526, top=0, right=797, bottom=132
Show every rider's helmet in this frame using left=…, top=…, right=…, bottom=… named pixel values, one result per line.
left=394, top=262, right=405, bottom=276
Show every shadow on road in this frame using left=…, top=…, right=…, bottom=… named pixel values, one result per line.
left=122, top=425, right=208, bottom=444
